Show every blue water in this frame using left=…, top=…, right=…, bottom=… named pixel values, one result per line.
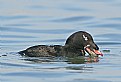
left=0, top=0, right=121, bottom=82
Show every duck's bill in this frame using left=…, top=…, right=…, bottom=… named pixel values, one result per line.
left=85, top=48, right=103, bottom=57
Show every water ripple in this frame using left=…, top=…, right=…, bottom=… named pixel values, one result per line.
left=1, top=27, right=75, bottom=34
left=80, top=0, right=114, bottom=2
left=50, top=16, right=94, bottom=22
left=1, top=62, right=32, bottom=68
left=107, top=17, right=121, bottom=21
left=41, top=39, right=65, bottom=42
left=97, top=41, right=121, bottom=45
left=1, top=35, right=36, bottom=38
left=0, top=15, right=30, bottom=20
left=62, top=7, right=88, bottom=11
left=0, top=40, right=33, bottom=43
left=0, top=39, right=65, bottom=43
left=95, top=34, right=121, bottom=40
left=88, top=23, right=121, bottom=29
left=59, top=5, right=90, bottom=12
left=29, top=5, right=46, bottom=9
left=2, top=71, right=70, bottom=77
left=4, top=24, right=33, bottom=26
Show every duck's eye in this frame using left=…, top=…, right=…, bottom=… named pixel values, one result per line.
left=83, top=35, right=88, bottom=41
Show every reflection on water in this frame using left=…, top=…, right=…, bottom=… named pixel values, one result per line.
left=1, top=0, right=121, bottom=82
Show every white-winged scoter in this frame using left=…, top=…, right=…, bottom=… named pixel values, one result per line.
left=18, top=31, right=103, bottom=58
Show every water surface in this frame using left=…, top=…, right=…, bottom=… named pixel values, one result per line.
left=0, top=0, right=121, bottom=82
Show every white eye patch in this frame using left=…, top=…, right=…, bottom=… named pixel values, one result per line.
left=83, top=35, right=88, bottom=41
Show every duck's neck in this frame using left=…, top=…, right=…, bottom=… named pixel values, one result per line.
left=61, top=45, right=85, bottom=57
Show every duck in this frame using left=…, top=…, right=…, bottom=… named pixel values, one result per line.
left=18, top=31, right=103, bottom=58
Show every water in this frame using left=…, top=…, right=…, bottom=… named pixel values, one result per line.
left=0, top=0, right=121, bottom=82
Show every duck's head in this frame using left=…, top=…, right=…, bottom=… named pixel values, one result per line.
left=65, top=31, right=103, bottom=57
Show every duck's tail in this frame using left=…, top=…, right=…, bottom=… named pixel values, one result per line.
left=18, top=50, right=26, bottom=56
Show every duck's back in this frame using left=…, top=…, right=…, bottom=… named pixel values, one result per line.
left=19, top=45, right=63, bottom=57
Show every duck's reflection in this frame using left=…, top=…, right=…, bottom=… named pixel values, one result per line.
left=21, top=56, right=99, bottom=64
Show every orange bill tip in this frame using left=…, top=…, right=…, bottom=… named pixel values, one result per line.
left=93, top=50, right=103, bottom=56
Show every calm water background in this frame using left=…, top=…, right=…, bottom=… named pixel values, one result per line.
left=0, top=0, right=121, bottom=82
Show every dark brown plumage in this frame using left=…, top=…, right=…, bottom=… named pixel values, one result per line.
left=18, top=31, right=103, bottom=57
